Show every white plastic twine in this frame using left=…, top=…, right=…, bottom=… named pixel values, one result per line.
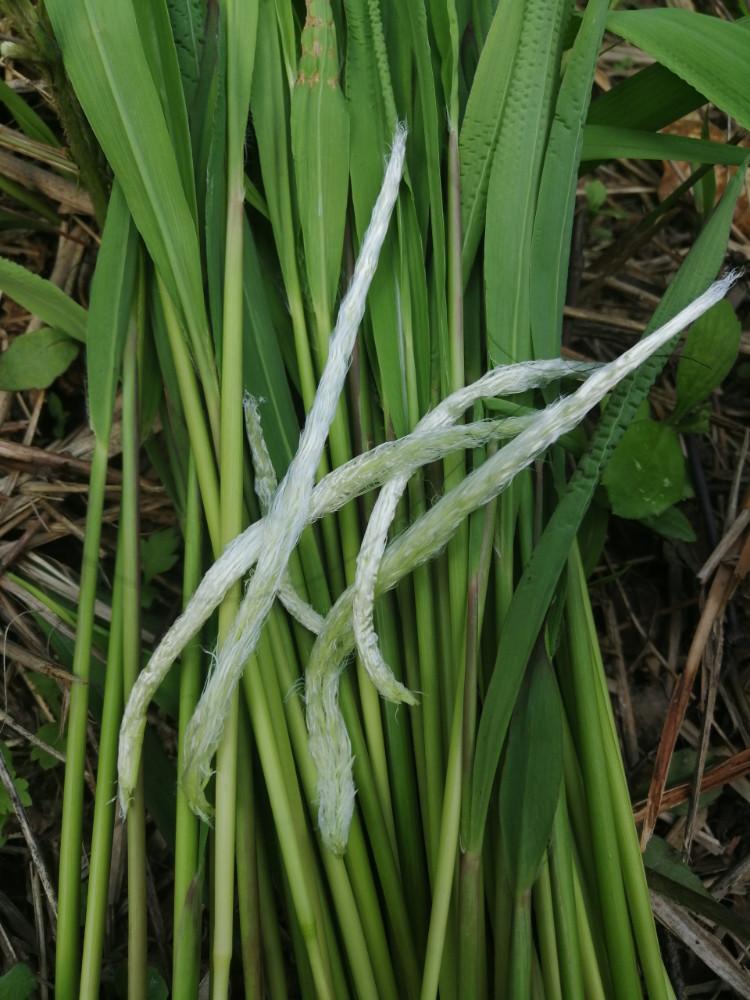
left=243, top=393, right=324, bottom=635
left=178, top=126, right=408, bottom=817
left=307, top=270, right=741, bottom=852
left=117, top=360, right=590, bottom=808
left=352, top=358, right=597, bottom=706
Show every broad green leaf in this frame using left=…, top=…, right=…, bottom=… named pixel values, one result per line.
left=44, top=0, right=211, bottom=373
left=167, top=0, right=206, bottom=108
left=147, top=967, right=169, bottom=1000
left=469, top=165, right=746, bottom=850
left=0, top=79, right=59, bottom=146
left=581, top=125, right=750, bottom=168
left=251, top=0, right=298, bottom=318
left=427, top=0, right=460, bottom=121
left=531, top=0, right=608, bottom=360
left=0, top=963, right=36, bottom=1000
left=402, top=0, right=447, bottom=396
left=459, top=0, right=524, bottom=283
left=343, top=0, right=408, bottom=433
left=141, top=528, right=181, bottom=583
left=243, top=221, right=302, bottom=475
left=587, top=63, right=704, bottom=135
left=291, top=1, right=350, bottom=328
left=603, top=421, right=685, bottom=520
left=674, top=300, right=741, bottom=420
left=646, top=838, right=750, bottom=941
left=641, top=507, right=696, bottom=544
left=644, top=837, right=710, bottom=900
left=0, top=327, right=78, bottom=390
left=133, top=0, right=197, bottom=211
left=606, top=10, right=750, bottom=131
left=588, top=17, right=750, bottom=135
left=499, top=654, right=563, bottom=893
left=0, top=256, right=86, bottom=342
left=484, top=0, right=567, bottom=364
left=273, top=0, right=297, bottom=87
left=30, top=722, right=65, bottom=770
left=86, top=183, right=139, bottom=441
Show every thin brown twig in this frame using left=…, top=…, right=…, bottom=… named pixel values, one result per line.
left=0, top=746, right=57, bottom=919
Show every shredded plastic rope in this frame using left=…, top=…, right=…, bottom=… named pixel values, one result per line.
left=179, top=126, right=409, bottom=817
left=243, top=393, right=324, bottom=635
left=117, top=360, right=591, bottom=808
left=352, top=359, right=598, bottom=706
left=306, top=270, right=741, bottom=853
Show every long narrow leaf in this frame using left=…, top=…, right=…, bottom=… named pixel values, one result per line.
left=0, top=256, right=87, bottom=342
left=469, top=165, right=747, bottom=849
left=86, top=183, right=139, bottom=441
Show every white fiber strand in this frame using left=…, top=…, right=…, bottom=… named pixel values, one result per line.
left=244, top=393, right=324, bottom=634
left=180, top=127, right=408, bottom=815
left=308, top=270, right=740, bottom=851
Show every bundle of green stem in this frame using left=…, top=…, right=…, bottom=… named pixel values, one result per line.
left=7, top=0, right=745, bottom=996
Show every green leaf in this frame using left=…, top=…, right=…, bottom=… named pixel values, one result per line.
left=0, top=256, right=87, bottom=342
left=499, top=654, right=563, bottom=893
left=585, top=179, right=607, bottom=213
left=242, top=221, right=301, bottom=475
left=86, top=183, right=140, bottom=441
left=485, top=0, right=567, bottom=364
left=581, top=125, right=750, bottom=167
left=644, top=837, right=710, bottom=900
left=45, top=0, right=211, bottom=374
left=674, top=300, right=741, bottom=420
left=459, top=0, right=525, bottom=283
left=530, top=0, right=608, bottom=360
left=0, top=743, right=32, bottom=845
left=0, top=327, right=78, bottom=390
left=0, top=963, right=36, bottom=1000
left=645, top=838, right=750, bottom=942
left=640, top=506, right=696, bottom=543
left=343, top=0, right=408, bottom=434
left=606, top=10, right=750, bottom=131
left=588, top=63, right=704, bottom=135
left=166, top=0, right=206, bottom=109
left=30, top=722, right=65, bottom=770
left=132, top=0, right=197, bottom=211
left=469, top=163, right=745, bottom=851
left=147, top=966, right=169, bottom=1000
left=141, top=528, right=181, bottom=584
left=603, top=420, right=685, bottom=520
left=291, top=1, right=350, bottom=327
left=0, top=79, right=59, bottom=146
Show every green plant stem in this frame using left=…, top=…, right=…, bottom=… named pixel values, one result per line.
left=241, top=664, right=335, bottom=1000
left=256, top=829, right=288, bottom=1000
left=211, top=3, right=257, bottom=984
left=571, top=852, right=608, bottom=1000
left=567, top=546, right=668, bottom=997
left=172, top=462, right=204, bottom=999
left=444, top=120, right=468, bottom=703
left=549, top=793, right=585, bottom=1000
left=121, top=319, right=147, bottom=1000
left=509, top=892, right=532, bottom=999
left=493, top=850, right=514, bottom=999
left=55, top=433, right=109, bottom=1000
left=79, top=569, right=123, bottom=1000
left=564, top=552, right=642, bottom=1000
left=260, top=612, right=401, bottom=999
left=458, top=495, right=496, bottom=998
left=236, top=716, right=262, bottom=999
left=253, top=619, right=377, bottom=999
left=420, top=663, right=464, bottom=1000
left=158, top=279, right=221, bottom=548
left=534, top=855, right=562, bottom=1000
